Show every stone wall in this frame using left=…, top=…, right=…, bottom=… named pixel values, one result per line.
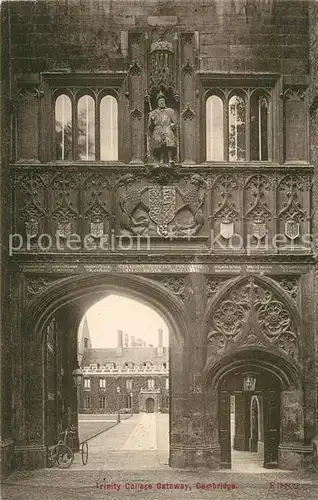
left=309, top=0, right=318, bottom=438
left=7, top=0, right=308, bottom=75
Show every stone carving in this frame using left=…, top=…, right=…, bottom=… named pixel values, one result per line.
left=206, top=277, right=231, bottom=299
left=213, top=174, right=239, bottom=239
left=173, top=174, right=207, bottom=236
left=18, top=86, right=44, bottom=100
left=207, top=276, right=298, bottom=359
left=278, top=174, right=309, bottom=240
left=245, top=174, right=272, bottom=240
left=51, top=173, right=79, bottom=229
left=153, top=275, right=186, bottom=300
left=130, top=107, right=142, bottom=121
left=147, top=91, right=178, bottom=165
left=128, top=59, right=143, bottom=76
left=181, top=104, right=195, bottom=120
left=116, top=174, right=207, bottom=238
left=284, top=88, right=306, bottom=102
left=149, top=184, right=177, bottom=236
left=213, top=175, right=239, bottom=223
left=116, top=174, right=149, bottom=236
left=25, top=276, right=62, bottom=301
left=18, top=173, right=47, bottom=237
left=182, top=59, right=194, bottom=75
left=149, top=29, right=175, bottom=91
left=278, top=174, right=308, bottom=222
left=83, top=174, right=114, bottom=243
left=273, top=276, right=299, bottom=301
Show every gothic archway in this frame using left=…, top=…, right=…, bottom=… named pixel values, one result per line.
left=204, top=275, right=302, bottom=375
left=19, top=273, right=187, bottom=469
left=203, top=275, right=302, bottom=470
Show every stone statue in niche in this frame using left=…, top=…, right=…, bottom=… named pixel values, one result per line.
left=147, top=91, right=178, bottom=165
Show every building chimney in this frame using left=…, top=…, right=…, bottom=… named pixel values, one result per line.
left=116, top=329, right=123, bottom=356
left=124, top=333, right=129, bottom=348
left=157, top=328, right=163, bottom=356
left=131, top=336, right=135, bottom=348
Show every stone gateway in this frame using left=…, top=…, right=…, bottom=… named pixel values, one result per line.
left=0, top=0, right=317, bottom=479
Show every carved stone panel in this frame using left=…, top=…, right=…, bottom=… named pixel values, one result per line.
left=115, top=173, right=208, bottom=238
left=207, top=276, right=299, bottom=361
left=211, top=174, right=240, bottom=248
left=277, top=173, right=311, bottom=246
left=83, top=173, right=113, bottom=249
left=244, top=174, right=273, bottom=246
left=16, top=172, right=47, bottom=243
left=17, top=87, right=41, bottom=162
left=49, top=172, right=79, bottom=247
left=284, top=88, right=307, bottom=162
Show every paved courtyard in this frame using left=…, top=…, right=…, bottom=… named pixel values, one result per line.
left=2, top=413, right=317, bottom=499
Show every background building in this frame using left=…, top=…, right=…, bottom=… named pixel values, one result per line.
left=1, top=0, right=318, bottom=477
left=79, top=327, right=169, bottom=414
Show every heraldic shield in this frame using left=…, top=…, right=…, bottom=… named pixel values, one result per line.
left=149, top=185, right=176, bottom=236
left=285, top=220, right=300, bottom=240
left=25, top=221, right=39, bottom=239
left=252, top=222, right=267, bottom=241
left=90, top=222, right=104, bottom=239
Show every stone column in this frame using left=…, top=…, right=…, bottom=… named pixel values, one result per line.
left=180, top=33, right=196, bottom=164
left=17, top=84, right=41, bottom=163
left=128, top=32, right=144, bottom=164
left=278, top=389, right=307, bottom=469
left=170, top=273, right=220, bottom=468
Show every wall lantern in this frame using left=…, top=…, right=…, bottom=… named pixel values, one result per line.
left=72, top=362, right=84, bottom=387
left=243, top=373, right=257, bottom=392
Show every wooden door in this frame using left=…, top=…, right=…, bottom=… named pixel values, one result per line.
left=146, top=398, right=155, bottom=413
left=263, top=389, right=280, bottom=468
left=219, top=390, right=231, bottom=468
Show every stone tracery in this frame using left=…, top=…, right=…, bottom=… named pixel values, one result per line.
left=207, top=277, right=298, bottom=360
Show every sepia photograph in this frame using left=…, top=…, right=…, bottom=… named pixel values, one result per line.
left=1, top=0, right=318, bottom=498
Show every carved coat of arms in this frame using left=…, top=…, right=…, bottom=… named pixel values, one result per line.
left=25, top=221, right=39, bottom=239
left=90, top=222, right=104, bottom=239
left=116, top=174, right=207, bottom=238
left=252, top=222, right=267, bottom=241
left=285, top=220, right=300, bottom=240
left=56, top=222, right=72, bottom=239
left=149, top=185, right=176, bottom=236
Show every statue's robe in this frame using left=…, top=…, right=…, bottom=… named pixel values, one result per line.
left=148, top=107, right=177, bottom=152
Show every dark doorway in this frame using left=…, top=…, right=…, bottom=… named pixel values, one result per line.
left=218, top=369, right=280, bottom=469
left=250, top=396, right=259, bottom=452
left=146, top=397, right=155, bottom=413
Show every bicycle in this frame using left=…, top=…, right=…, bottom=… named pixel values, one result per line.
left=49, top=427, right=88, bottom=468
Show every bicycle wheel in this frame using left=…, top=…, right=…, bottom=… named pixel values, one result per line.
left=51, top=443, right=74, bottom=468
left=81, top=440, right=88, bottom=465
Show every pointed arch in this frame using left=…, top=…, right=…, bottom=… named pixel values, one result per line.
left=204, top=275, right=302, bottom=386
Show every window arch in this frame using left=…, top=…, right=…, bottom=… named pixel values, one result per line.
left=206, top=95, right=224, bottom=161
left=205, top=86, right=272, bottom=162
left=250, top=91, right=269, bottom=161
left=100, top=95, right=118, bottom=161
left=228, top=93, right=246, bottom=161
left=77, top=95, right=95, bottom=161
left=54, top=94, right=72, bottom=161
